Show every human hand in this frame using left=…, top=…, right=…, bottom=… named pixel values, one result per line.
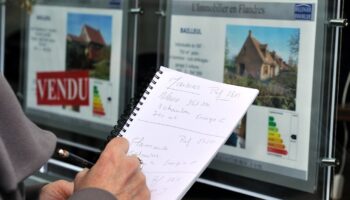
left=39, top=180, right=74, bottom=200
left=73, top=137, right=150, bottom=200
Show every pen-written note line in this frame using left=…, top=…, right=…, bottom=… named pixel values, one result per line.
left=138, top=119, right=225, bottom=138
left=166, top=77, right=200, bottom=95
left=165, top=76, right=242, bottom=103
left=154, top=78, right=239, bottom=133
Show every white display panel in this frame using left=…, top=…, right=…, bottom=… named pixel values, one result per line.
left=167, top=0, right=318, bottom=190
left=24, top=3, right=124, bottom=136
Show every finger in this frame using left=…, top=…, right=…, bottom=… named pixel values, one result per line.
left=128, top=155, right=143, bottom=170
left=54, top=180, right=74, bottom=198
left=106, top=137, right=130, bottom=154
left=134, top=186, right=151, bottom=200
left=74, top=168, right=89, bottom=185
left=128, top=172, right=149, bottom=200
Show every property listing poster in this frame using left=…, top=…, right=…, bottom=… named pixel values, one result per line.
left=168, top=0, right=317, bottom=180
left=25, top=4, right=123, bottom=127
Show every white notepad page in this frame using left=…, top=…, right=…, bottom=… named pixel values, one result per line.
left=123, top=66, right=259, bottom=200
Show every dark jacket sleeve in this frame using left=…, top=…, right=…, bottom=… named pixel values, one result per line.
left=0, top=75, right=56, bottom=198
left=68, top=188, right=116, bottom=200
left=0, top=76, right=117, bottom=200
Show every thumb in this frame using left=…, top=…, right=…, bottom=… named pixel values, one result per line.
left=40, top=180, right=74, bottom=200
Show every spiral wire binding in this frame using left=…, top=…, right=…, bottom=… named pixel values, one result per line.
left=106, top=69, right=163, bottom=144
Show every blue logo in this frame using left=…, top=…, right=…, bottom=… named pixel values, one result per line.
left=109, top=0, right=121, bottom=6
left=294, top=4, right=312, bottom=20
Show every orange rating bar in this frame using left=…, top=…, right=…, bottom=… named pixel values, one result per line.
left=93, top=103, right=104, bottom=109
left=268, top=142, right=285, bottom=149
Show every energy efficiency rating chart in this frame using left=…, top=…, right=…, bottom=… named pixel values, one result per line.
left=90, top=80, right=112, bottom=120
left=267, top=116, right=288, bottom=156
left=267, top=111, right=298, bottom=160
left=93, top=85, right=106, bottom=116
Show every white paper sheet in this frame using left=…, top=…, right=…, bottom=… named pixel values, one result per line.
left=123, top=66, right=258, bottom=199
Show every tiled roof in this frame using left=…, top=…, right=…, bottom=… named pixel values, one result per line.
left=248, top=31, right=290, bottom=69
left=249, top=36, right=265, bottom=62
left=67, top=34, right=84, bottom=43
left=81, top=25, right=106, bottom=46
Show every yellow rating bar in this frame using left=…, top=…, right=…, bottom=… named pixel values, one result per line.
left=268, top=135, right=281, bottom=141
left=268, top=137, right=283, bottom=143
left=93, top=97, right=102, bottom=102
left=268, top=132, right=281, bottom=137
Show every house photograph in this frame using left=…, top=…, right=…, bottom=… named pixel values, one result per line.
left=224, top=25, right=300, bottom=111
left=66, top=13, right=112, bottom=80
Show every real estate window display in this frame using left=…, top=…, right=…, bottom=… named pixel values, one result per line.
left=2, top=0, right=348, bottom=199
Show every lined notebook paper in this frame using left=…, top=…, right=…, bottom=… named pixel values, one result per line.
left=122, top=66, right=258, bottom=199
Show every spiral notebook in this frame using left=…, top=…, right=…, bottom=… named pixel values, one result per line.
left=114, top=66, right=258, bottom=200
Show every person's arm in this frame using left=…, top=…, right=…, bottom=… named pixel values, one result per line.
left=39, top=137, right=150, bottom=200
left=0, top=75, right=56, bottom=200
left=38, top=176, right=117, bottom=200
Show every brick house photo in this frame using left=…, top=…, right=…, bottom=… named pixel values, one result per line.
left=224, top=26, right=299, bottom=111
left=67, top=24, right=106, bottom=64
left=66, top=13, right=112, bottom=80
left=235, top=30, right=291, bottom=81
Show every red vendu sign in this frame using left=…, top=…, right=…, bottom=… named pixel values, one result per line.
left=36, top=71, right=89, bottom=105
